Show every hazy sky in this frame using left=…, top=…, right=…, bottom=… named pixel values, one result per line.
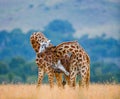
left=0, top=0, right=120, bottom=39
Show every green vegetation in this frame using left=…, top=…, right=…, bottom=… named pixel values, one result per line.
left=0, top=57, right=37, bottom=83
left=0, top=19, right=119, bottom=84
left=0, top=57, right=119, bottom=84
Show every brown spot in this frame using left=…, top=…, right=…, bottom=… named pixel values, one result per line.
left=79, top=63, right=82, bottom=66
left=36, top=59, right=39, bottom=61
left=77, top=45, right=79, bottom=49
left=76, top=57, right=79, bottom=60
left=63, top=50, right=66, bottom=54
left=37, top=54, right=41, bottom=58
left=72, top=60, right=76, bottom=63
left=82, top=70, right=85, bottom=73
left=82, top=66, right=86, bottom=69
left=31, top=40, right=35, bottom=44
left=79, top=54, right=82, bottom=57
left=75, top=50, right=78, bottom=52
left=45, top=57, right=48, bottom=61
left=58, top=48, right=63, bottom=50
left=74, top=67, right=77, bottom=71
left=65, top=46, right=69, bottom=48
left=35, top=49, right=38, bottom=52
left=39, top=59, right=42, bottom=63
left=71, top=45, right=75, bottom=48
left=56, top=54, right=60, bottom=58
left=79, top=50, right=82, bottom=52
left=69, top=48, right=73, bottom=51
left=78, top=58, right=82, bottom=62
left=58, top=52, right=62, bottom=55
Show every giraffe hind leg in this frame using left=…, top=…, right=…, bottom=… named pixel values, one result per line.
left=69, top=66, right=77, bottom=88
left=79, top=65, right=89, bottom=88
left=86, top=64, right=90, bottom=89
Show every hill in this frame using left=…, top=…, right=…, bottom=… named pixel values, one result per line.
left=0, top=19, right=120, bottom=83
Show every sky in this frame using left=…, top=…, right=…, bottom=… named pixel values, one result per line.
left=0, top=0, right=120, bottom=39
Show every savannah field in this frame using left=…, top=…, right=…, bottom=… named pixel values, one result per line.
left=0, top=84, right=120, bottom=99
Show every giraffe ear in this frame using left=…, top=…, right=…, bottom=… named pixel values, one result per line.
left=46, top=40, right=51, bottom=47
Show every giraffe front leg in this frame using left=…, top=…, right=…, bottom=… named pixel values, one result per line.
left=55, top=73, right=63, bottom=88
left=37, top=67, right=44, bottom=88
left=48, top=71, right=54, bottom=88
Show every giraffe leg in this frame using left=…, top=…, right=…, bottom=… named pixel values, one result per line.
left=69, top=67, right=77, bottom=88
left=45, top=68, right=54, bottom=88
left=37, top=67, right=44, bottom=88
left=64, top=75, right=70, bottom=86
left=86, top=64, right=90, bottom=89
left=48, top=72, right=54, bottom=88
left=79, top=65, right=88, bottom=88
left=55, top=73, right=63, bottom=88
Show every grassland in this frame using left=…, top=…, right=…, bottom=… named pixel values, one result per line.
left=0, top=84, right=120, bottom=99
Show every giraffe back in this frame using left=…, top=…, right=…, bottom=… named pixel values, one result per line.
left=53, top=41, right=80, bottom=59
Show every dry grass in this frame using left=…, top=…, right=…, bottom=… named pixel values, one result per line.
left=0, top=84, right=120, bottom=99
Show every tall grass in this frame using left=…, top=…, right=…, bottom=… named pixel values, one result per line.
left=0, top=84, right=120, bottom=99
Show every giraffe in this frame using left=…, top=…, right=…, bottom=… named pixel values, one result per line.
left=40, top=40, right=90, bottom=88
left=31, top=32, right=90, bottom=88
left=30, top=32, right=69, bottom=88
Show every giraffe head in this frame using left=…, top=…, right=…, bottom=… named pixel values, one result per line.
left=30, top=32, right=51, bottom=53
left=39, top=40, right=51, bottom=53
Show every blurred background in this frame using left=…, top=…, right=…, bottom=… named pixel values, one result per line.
left=0, top=0, right=120, bottom=84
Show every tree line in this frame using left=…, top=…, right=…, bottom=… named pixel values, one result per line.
left=0, top=57, right=119, bottom=84
left=0, top=19, right=120, bottom=84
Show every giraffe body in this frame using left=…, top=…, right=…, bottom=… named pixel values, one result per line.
left=52, top=41, right=90, bottom=88
left=40, top=40, right=90, bottom=88
left=30, top=32, right=69, bottom=88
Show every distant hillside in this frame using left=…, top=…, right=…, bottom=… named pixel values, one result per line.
left=0, top=20, right=120, bottom=66
left=0, top=28, right=120, bottom=63
left=0, top=29, right=35, bottom=60
left=0, top=21, right=120, bottom=83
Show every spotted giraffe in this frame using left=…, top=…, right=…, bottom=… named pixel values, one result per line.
left=41, top=41, right=90, bottom=88
left=53, top=41, right=90, bottom=88
left=31, top=32, right=90, bottom=88
left=30, top=32, right=69, bottom=88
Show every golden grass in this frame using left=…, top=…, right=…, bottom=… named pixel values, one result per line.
left=0, top=84, right=120, bottom=99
